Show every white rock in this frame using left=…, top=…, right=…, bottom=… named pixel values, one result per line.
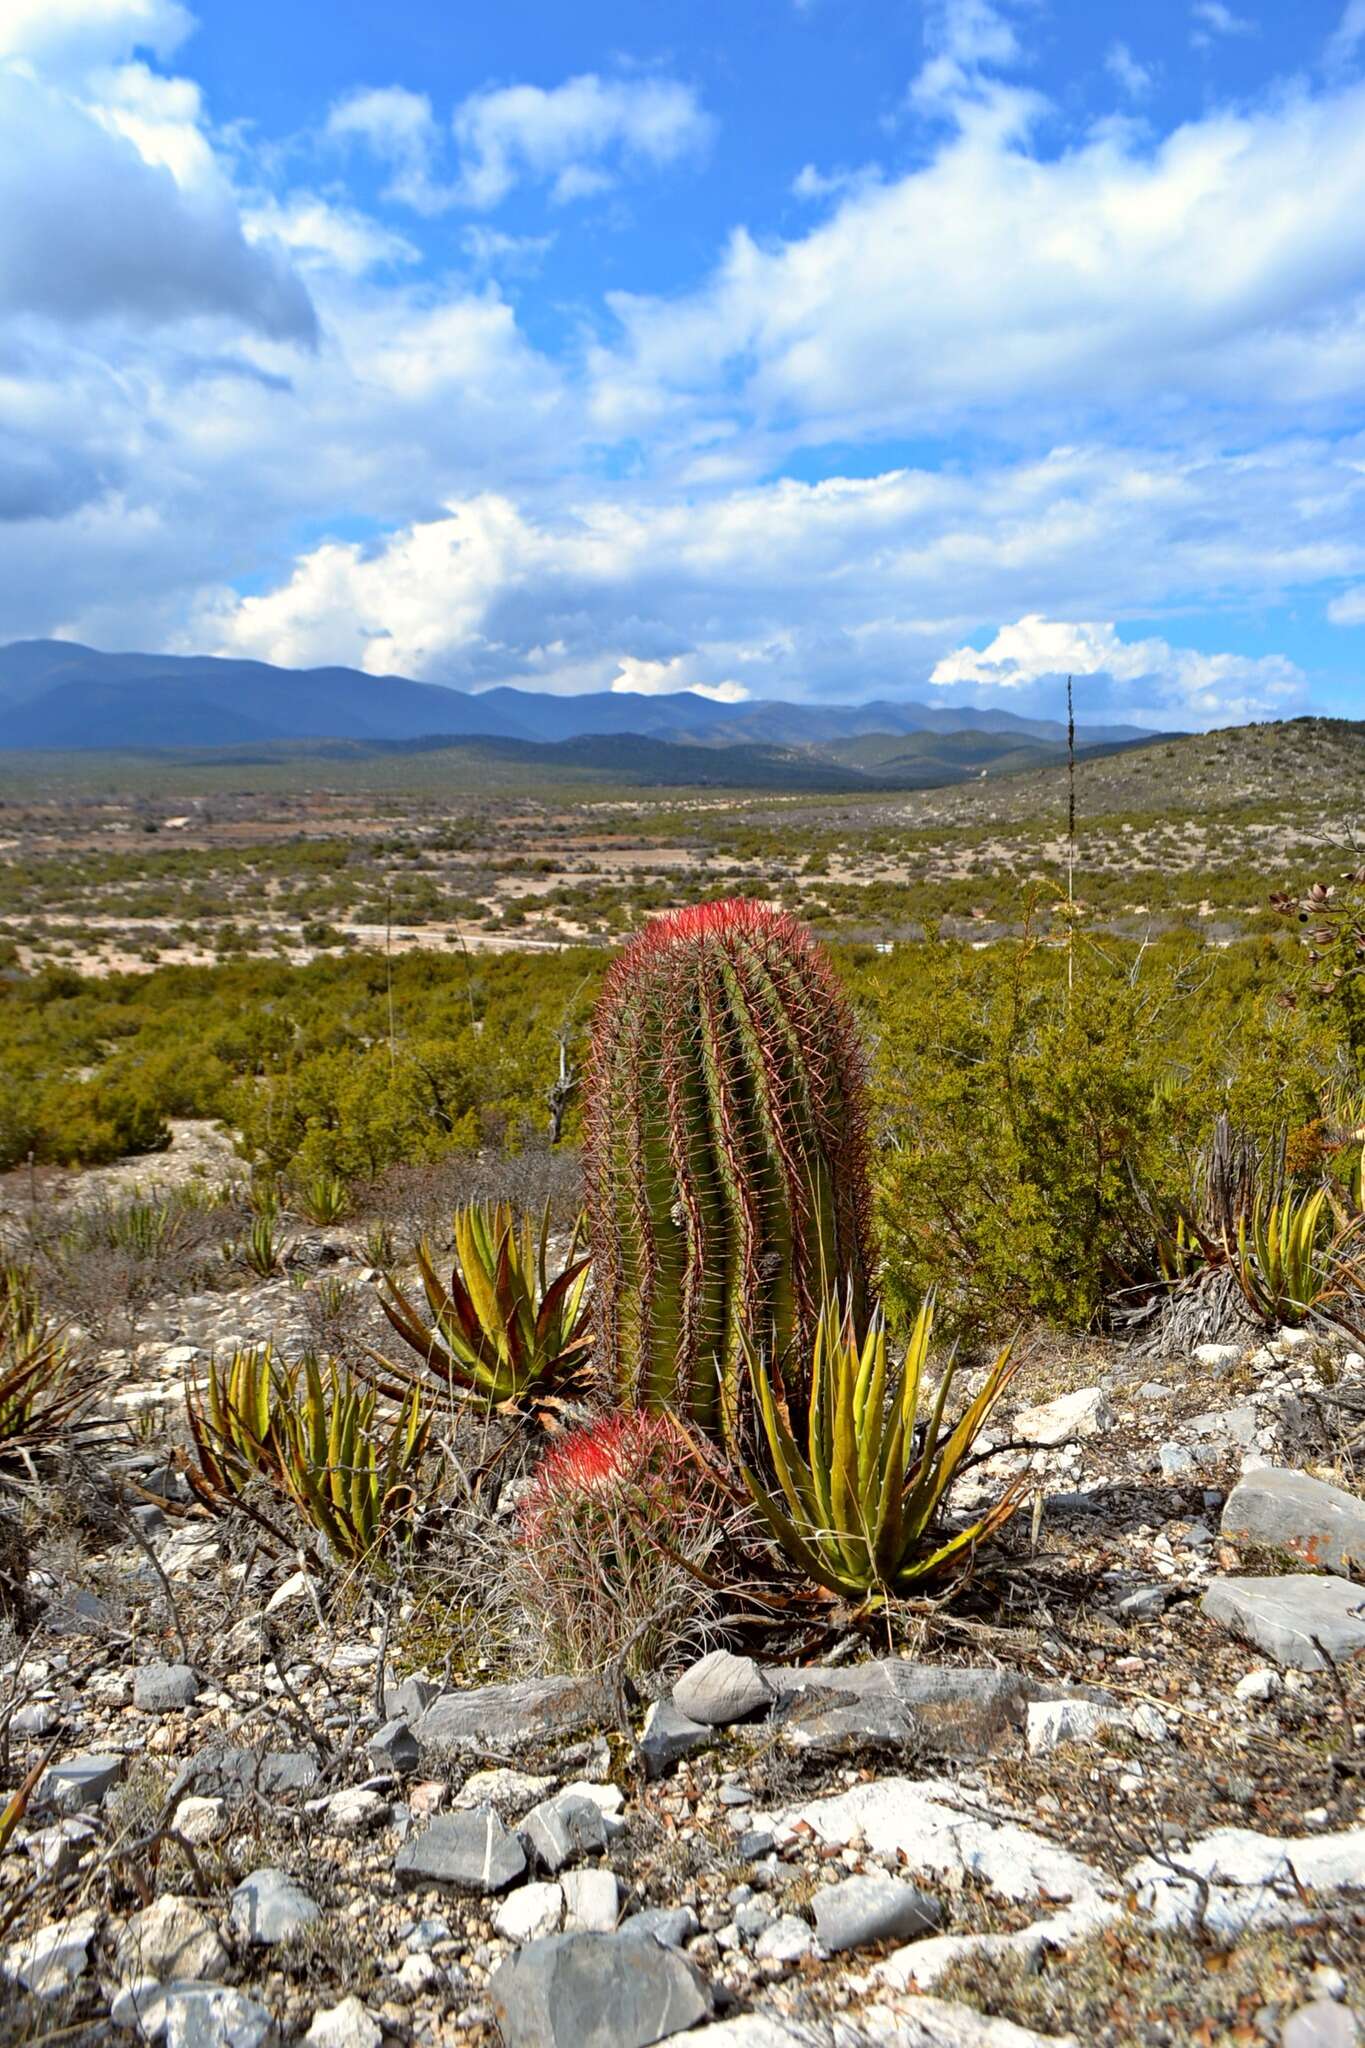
left=1129, top=1705, right=1170, bottom=1743
left=1128, top=1823, right=1365, bottom=1937
left=4, top=1912, right=99, bottom=1998
left=305, top=1995, right=383, bottom=2048
left=265, top=1570, right=318, bottom=1616
left=561, top=1868, right=620, bottom=1933
left=877, top=1898, right=1117, bottom=1994
left=114, top=1895, right=228, bottom=1983
left=858, top=1996, right=1080, bottom=2045
left=394, top=1951, right=440, bottom=1995
left=752, top=1914, right=816, bottom=1963
left=320, top=1788, right=389, bottom=1834
left=1194, top=1344, right=1243, bottom=1368
left=765, top=1778, right=1110, bottom=1907
left=558, top=1779, right=625, bottom=1817
left=1014, top=1388, right=1112, bottom=1448
left=1234, top=1668, right=1283, bottom=1703
left=173, top=1796, right=225, bottom=1845
left=493, top=1881, right=564, bottom=1944
left=1026, top=1700, right=1128, bottom=1755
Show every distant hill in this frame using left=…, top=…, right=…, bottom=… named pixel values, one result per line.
left=4, top=722, right=1168, bottom=795
left=0, top=640, right=1157, bottom=754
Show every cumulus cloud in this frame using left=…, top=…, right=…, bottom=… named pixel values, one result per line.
left=1327, top=585, right=1365, bottom=624
left=931, top=614, right=1303, bottom=721
left=326, top=86, right=455, bottom=215
left=183, top=440, right=1355, bottom=722
left=451, top=73, right=713, bottom=209
left=1105, top=42, right=1153, bottom=98
left=594, top=67, right=1365, bottom=444
left=0, top=0, right=193, bottom=69
left=611, top=656, right=749, bottom=701
left=0, top=69, right=314, bottom=337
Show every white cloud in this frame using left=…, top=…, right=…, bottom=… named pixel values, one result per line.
left=1327, top=0, right=1365, bottom=69
left=325, top=86, right=461, bottom=215
left=1192, top=1, right=1256, bottom=42
left=931, top=614, right=1303, bottom=721
left=245, top=195, right=418, bottom=276
left=1105, top=42, right=1153, bottom=98
left=451, top=73, right=713, bottom=209
left=594, top=72, right=1365, bottom=442
left=1327, top=585, right=1365, bottom=624
left=0, top=0, right=192, bottom=70
left=611, top=656, right=749, bottom=701
left=0, top=62, right=314, bottom=337
left=182, top=442, right=1355, bottom=723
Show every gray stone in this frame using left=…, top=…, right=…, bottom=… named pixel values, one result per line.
left=627, top=1907, right=700, bottom=1948
left=38, top=1751, right=124, bottom=1812
left=812, top=1874, right=941, bottom=1952
left=520, top=1792, right=610, bottom=1873
left=162, top=1984, right=275, bottom=2048
left=1221, top=1467, right=1365, bottom=1580
left=638, top=1698, right=711, bottom=1778
left=384, top=1676, right=442, bottom=1720
left=417, top=1675, right=611, bottom=1753
left=134, top=1663, right=202, bottom=1713
left=673, top=1650, right=773, bottom=1727
left=395, top=1806, right=527, bottom=1893
left=367, top=1718, right=419, bottom=1771
left=1190, top=1405, right=1259, bottom=1447
left=490, top=1930, right=711, bottom=2048
left=1201, top=1575, right=1365, bottom=1669
left=172, top=1743, right=319, bottom=1802
left=1118, top=1585, right=1167, bottom=1621
left=115, top=1894, right=229, bottom=1981
left=4, top=1911, right=98, bottom=1997
left=768, top=1661, right=1035, bottom=1756
left=1281, top=2002, right=1360, bottom=2048
left=229, top=1867, right=321, bottom=1944
left=305, top=1998, right=383, bottom=2048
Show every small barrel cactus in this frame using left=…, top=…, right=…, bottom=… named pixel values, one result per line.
left=583, top=897, right=874, bottom=1444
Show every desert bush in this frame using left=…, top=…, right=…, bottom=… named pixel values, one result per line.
left=506, top=1411, right=728, bottom=1675
left=866, top=915, right=1337, bottom=1338
left=584, top=898, right=874, bottom=1449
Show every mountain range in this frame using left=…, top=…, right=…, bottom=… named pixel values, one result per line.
left=0, top=640, right=1155, bottom=757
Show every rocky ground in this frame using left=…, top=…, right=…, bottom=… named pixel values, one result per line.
left=2, top=1178, right=1363, bottom=2047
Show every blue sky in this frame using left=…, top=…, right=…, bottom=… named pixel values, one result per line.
left=4, top=0, right=1365, bottom=728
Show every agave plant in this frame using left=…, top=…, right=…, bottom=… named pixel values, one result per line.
left=297, top=1172, right=349, bottom=1226
left=741, top=1288, right=1022, bottom=1606
left=375, top=1201, right=592, bottom=1416
left=1235, top=1184, right=1339, bottom=1327
left=0, top=1265, right=93, bottom=1465
left=276, top=1354, right=430, bottom=1563
left=184, top=1342, right=289, bottom=1502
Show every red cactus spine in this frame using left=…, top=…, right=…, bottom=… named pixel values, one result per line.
left=582, top=897, right=874, bottom=1446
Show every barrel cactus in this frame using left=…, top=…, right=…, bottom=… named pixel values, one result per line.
left=583, top=898, right=874, bottom=1445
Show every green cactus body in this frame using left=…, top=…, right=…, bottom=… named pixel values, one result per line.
left=584, top=898, right=873, bottom=1443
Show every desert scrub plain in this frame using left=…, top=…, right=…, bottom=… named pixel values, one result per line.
left=0, top=728, right=1362, bottom=2048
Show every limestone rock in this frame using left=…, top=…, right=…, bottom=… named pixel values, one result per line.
left=229, top=1868, right=321, bottom=1945
left=1221, top=1467, right=1365, bottom=1579
left=1201, top=1574, right=1365, bottom=1669
left=115, top=1894, right=228, bottom=1982
left=490, top=1930, right=712, bottom=2048
left=395, top=1806, right=527, bottom=1893
left=673, top=1650, right=773, bottom=1727
left=811, top=1874, right=940, bottom=1952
